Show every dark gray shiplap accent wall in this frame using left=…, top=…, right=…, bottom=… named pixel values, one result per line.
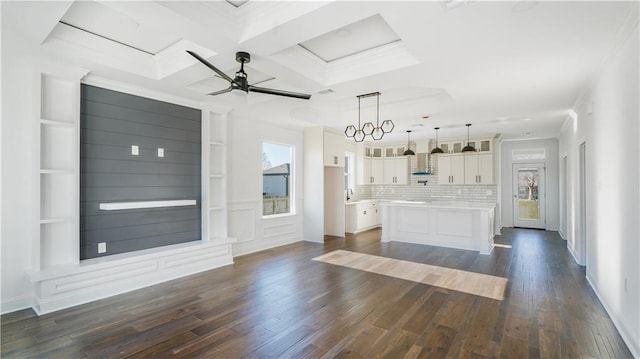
left=80, top=84, right=201, bottom=259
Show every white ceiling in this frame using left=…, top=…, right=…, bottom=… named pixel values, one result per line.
left=3, top=0, right=638, bottom=143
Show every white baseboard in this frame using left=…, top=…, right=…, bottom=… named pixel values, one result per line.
left=26, top=240, right=234, bottom=315
left=1, top=295, right=33, bottom=315
left=558, top=229, right=566, bottom=240
left=567, top=242, right=584, bottom=266
left=233, top=237, right=302, bottom=257
left=586, top=275, right=640, bottom=358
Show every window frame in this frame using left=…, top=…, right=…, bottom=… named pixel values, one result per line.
left=262, top=141, right=295, bottom=218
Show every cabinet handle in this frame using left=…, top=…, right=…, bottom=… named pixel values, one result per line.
left=363, top=210, right=367, bottom=215
left=478, top=175, right=481, bottom=183
left=334, top=156, right=338, bottom=165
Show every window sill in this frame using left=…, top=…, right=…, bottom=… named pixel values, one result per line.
left=262, top=212, right=297, bottom=220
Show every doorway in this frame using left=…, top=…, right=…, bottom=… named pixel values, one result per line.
left=512, top=163, right=545, bottom=229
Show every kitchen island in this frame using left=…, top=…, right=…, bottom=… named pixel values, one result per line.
left=381, top=201, right=496, bottom=254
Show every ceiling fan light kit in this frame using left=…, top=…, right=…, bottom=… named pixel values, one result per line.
left=345, top=92, right=393, bottom=142
left=187, top=50, right=311, bottom=100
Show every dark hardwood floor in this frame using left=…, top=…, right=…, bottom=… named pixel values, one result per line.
left=1, top=228, right=632, bottom=358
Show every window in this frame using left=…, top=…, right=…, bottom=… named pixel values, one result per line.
left=512, top=148, right=546, bottom=161
left=344, top=152, right=355, bottom=191
left=263, top=142, right=293, bottom=216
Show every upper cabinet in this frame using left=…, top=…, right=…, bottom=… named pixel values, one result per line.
left=436, top=136, right=496, bottom=185
left=464, top=153, right=494, bottom=185
left=383, top=157, right=409, bottom=185
left=438, top=138, right=493, bottom=154
left=323, top=131, right=345, bottom=167
left=384, top=145, right=406, bottom=158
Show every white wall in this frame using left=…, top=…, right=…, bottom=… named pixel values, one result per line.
left=560, top=24, right=639, bottom=357
left=500, top=138, right=560, bottom=230
left=227, top=115, right=305, bottom=255
left=1, top=27, right=36, bottom=312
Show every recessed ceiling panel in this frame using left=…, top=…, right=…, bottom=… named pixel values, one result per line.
left=60, top=1, right=180, bottom=54
left=299, top=14, right=401, bottom=62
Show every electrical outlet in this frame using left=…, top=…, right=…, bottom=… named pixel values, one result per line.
left=157, top=148, right=164, bottom=157
left=98, top=242, right=106, bottom=254
left=131, top=145, right=139, bottom=156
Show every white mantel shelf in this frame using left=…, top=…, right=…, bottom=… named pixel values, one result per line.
left=381, top=201, right=496, bottom=254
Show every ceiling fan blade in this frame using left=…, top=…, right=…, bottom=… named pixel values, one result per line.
left=186, top=50, right=234, bottom=84
left=249, top=85, right=311, bottom=100
left=206, top=87, right=233, bottom=96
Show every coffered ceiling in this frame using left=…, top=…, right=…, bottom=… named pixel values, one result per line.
left=3, top=0, right=638, bottom=142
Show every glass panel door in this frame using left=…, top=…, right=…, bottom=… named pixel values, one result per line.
left=513, top=163, right=545, bottom=229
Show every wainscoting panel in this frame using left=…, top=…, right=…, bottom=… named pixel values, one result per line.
left=28, top=240, right=233, bottom=314
left=229, top=199, right=303, bottom=256
left=263, top=222, right=297, bottom=239
left=229, top=203, right=257, bottom=243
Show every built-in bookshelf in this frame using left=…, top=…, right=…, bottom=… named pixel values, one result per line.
left=203, top=111, right=228, bottom=241
left=35, top=72, right=85, bottom=270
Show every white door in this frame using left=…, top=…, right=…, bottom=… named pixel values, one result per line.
left=513, top=163, right=545, bottom=229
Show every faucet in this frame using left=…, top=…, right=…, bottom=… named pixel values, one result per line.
left=417, top=180, right=428, bottom=186
left=346, top=188, right=353, bottom=201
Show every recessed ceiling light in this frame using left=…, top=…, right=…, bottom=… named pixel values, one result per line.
left=412, top=123, right=424, bottom=127
left=422, top=115, right=430, bottom=120
left=521, top=131, right=535, bottom=136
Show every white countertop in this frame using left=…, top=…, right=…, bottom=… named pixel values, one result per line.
left=382, top=200, right=495, bottom=210
left=346, top=199, right=495, bottom=210
left=344, top=199, right=379, bottom=206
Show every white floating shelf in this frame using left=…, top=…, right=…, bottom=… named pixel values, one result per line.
left=40, top=118, right=75, bottom=127
left=40, top=169, right=74, bottom=174
left=99, top=200, right=197, bottom=211
left=209, top=174, right=224, bottom=178
left=209, top=141, right=224, bottom=146
left=40, top=217, right=73, bottom=224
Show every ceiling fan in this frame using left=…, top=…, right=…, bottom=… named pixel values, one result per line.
left=186, top=50, right=311, bottom=100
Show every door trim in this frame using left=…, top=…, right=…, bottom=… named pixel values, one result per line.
left=512, top=163, right=546, bottom=229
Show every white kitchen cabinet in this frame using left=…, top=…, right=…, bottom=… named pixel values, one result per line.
left=323, top=131, right=345, bottom=167
left=383, top=157, right=409, bottom=184
left=357, top=157, right=385, bottom=185
left=345, top=201, right=380, bottom=233
left=384, top=145, right=406, bottom=158
left=477, top=138, right=493, bottom=153
left=465, top=153, right=494, bottom=184
left=438, top=154, right=465, bottom=185
left=371, top=159, right=384, bottom=184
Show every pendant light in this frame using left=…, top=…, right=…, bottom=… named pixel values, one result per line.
left=403, top=130, right=415, bottom=156
left=462, top=123, right=476, bottom=153
left=345, top=92, right=393, bottom=142
left=430, top=127, right=444, bottom=155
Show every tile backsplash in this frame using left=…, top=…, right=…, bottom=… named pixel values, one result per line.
left=348, top=152, right=497, bottom=203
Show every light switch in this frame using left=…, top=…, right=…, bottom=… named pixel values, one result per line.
left=131, top=145, right=139, bottom=156
left=98, top=242, right=106, bottom=254
left=158, top=148, right=164, bottom=157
